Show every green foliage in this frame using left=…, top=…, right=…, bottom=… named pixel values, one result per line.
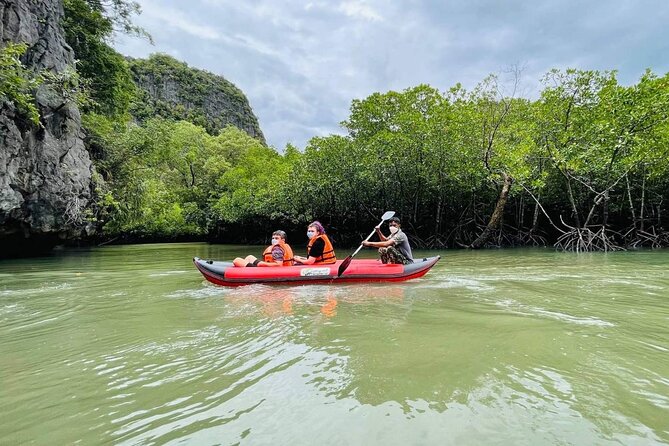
left=63, top=0, right=138, bottom=117
left=92, top=118, right=279, bottom=237
left=212, top=127, right=291, bottom=222
left=0, top=43, right=41, bottom=124
left=337, top=85, right=488, bottom=232
left=83, top=0, right=152, bottom=41
left=534, top=69, right=669, bottom=228
left=40, top=65, right=90, bottom=108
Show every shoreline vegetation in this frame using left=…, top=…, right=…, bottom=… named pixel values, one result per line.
left=1, top=1, right=668, bottom=257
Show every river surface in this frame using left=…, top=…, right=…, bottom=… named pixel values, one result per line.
left=0, top=243, right=668, bottom=445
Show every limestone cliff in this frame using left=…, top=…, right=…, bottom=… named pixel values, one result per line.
left=129, top=54, right=265, bottom=143
left=1, top=0, right=94, bottom=255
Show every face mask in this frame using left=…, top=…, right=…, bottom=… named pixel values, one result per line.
left=307, top=231, right=316, bottom=239
left=389, top=226, right=399, bottom=234
left=271, top=238, right=280, bottom=245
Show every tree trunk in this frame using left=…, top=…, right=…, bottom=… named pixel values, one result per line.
left=435, top=195, right=442, bottom=236
left=518, top=194, right=525, bottom=234
left=626, top=174, right=636, bottom=232
left=640, top=174, right=646, bottom=232
left=566, top=176, right=581, bottom=228
left=470, top=173, right=513, bottom=249
left=413, top=190, right=420, bottom=224
left=531, top=194, right=541, bottom=232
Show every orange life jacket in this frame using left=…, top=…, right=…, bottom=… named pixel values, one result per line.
left=307, top=234, right=336, bottom=264
left=262, top=242, right=294, bottom=266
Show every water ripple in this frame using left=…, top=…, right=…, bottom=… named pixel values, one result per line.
left=495, top=299, right=615, bottom=327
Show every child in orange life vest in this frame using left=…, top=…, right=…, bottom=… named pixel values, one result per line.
left=233, top=230, right=294, bottom=267
left=293, top=221, right=337, bottom=265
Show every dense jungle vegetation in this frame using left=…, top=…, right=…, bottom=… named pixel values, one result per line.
left=3, top=0, right=668, bottom=251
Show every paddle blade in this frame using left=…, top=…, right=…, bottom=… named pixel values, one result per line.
left=381, top=210, right=395, bottom=221
left=337, top=255, right=352, bottom=277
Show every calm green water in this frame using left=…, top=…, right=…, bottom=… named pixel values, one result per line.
left=0, top=243, right=668, bottom=445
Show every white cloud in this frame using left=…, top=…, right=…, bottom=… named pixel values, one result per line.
left=338, top=1, right=383, bottom=21
left=138, top=0, right=221, bottom=40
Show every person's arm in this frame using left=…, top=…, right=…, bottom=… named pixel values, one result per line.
left=295, top=238, right=324, bottom=264
left=375, top=226, right=389, bottom=241
left=362, top=238, right=395, bottom=248
left=294, top=255, right=317, bottom=265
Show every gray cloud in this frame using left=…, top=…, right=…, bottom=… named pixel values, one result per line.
left=113, top=0, right=669, bottom=149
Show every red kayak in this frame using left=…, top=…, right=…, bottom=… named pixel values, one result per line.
left=193, top=256, right=440, bottom=287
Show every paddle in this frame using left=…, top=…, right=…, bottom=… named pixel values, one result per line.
left=337, top=211, right=395, bottom=277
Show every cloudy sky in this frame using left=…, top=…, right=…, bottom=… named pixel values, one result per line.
left=114, top=0, right=669, bottom=149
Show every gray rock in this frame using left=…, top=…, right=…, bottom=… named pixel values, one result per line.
left=129, top=54, right=266, bottom=143
left=1, top=0, right=94, bottom=251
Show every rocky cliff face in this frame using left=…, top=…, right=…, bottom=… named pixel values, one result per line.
left=129, top=54, right=265, bottom=143
left=1, top=0, right=94, bottom=255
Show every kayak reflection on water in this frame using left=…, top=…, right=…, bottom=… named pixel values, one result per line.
left=222, top=285, right=408, bottom=319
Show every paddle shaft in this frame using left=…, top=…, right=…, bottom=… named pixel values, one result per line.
left=349, top=227, right=379, bottom=259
